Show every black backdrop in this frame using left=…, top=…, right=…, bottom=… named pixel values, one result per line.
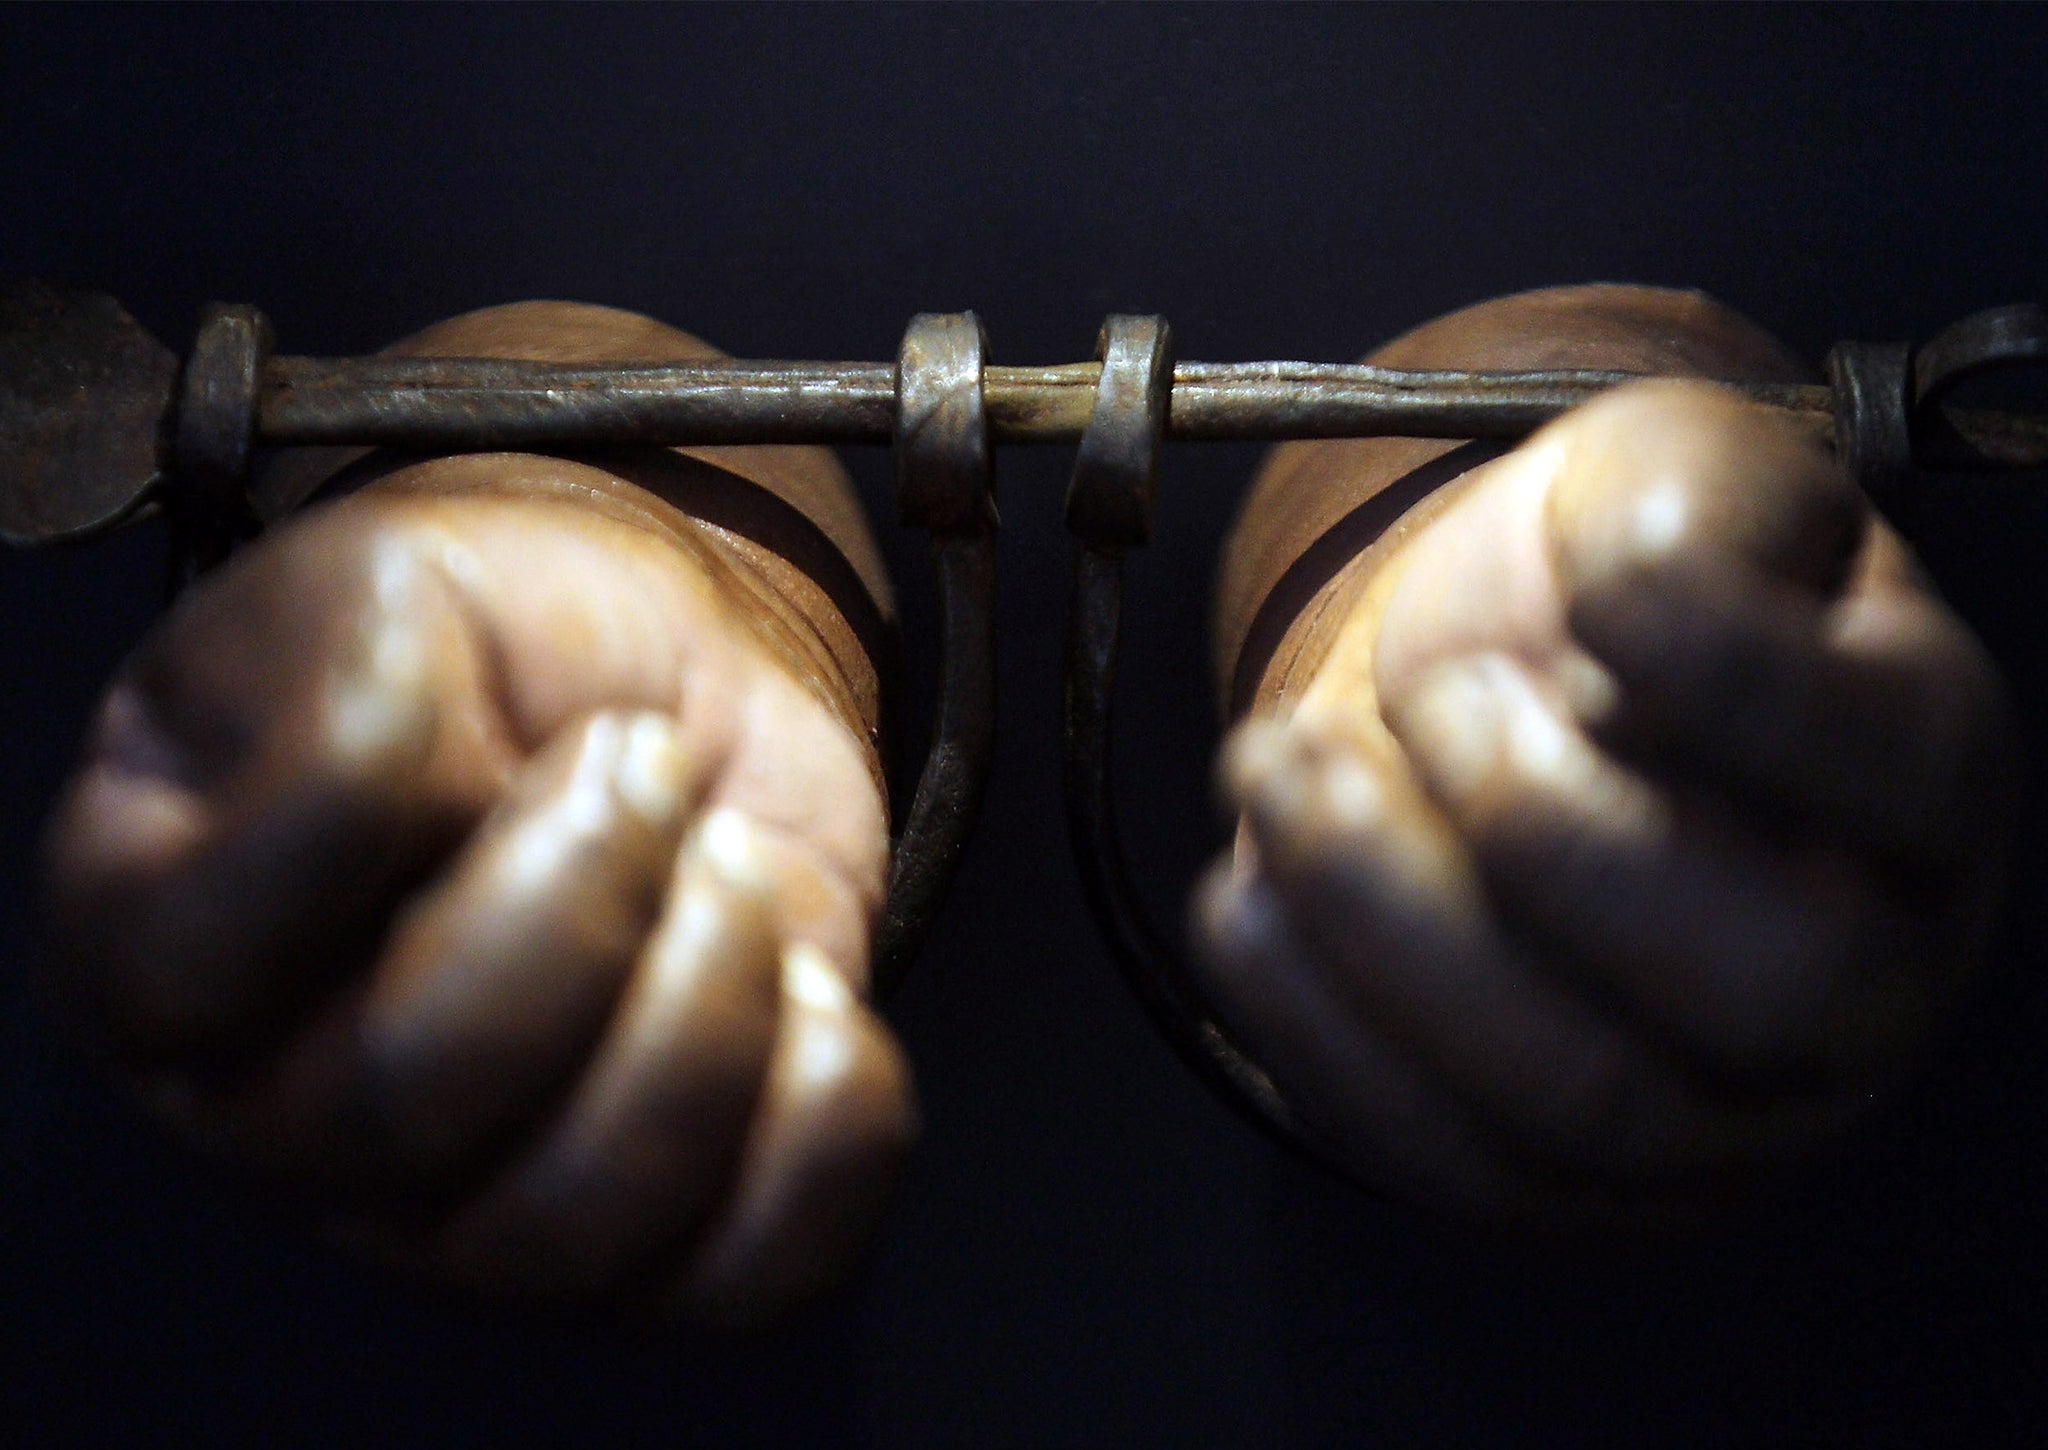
left=4, top=5, right=2045, bottom=1445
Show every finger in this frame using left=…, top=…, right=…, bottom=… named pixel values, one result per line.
left=1544, top=377, right=1866, bottom=604
left=1221, top=719, right=1841, bottom=1184
left=666, top=946, right=915, bottom=1330
left=1566, top=554, right=2013, bottom=872
left=352, top=710, right=713, bottom=1196
left=1190, top=858, right=1745, bottom=1238
left=431, top=809, right=790, bottom=1305
left=1539, top=377, right=2012, bottom=869
left=42, top=526, right=510, bottom=1062
left=1388, top=651, right=1935, bottom=1087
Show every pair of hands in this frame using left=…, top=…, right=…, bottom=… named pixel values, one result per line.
left=40, top=295, right=2016, bottom=1325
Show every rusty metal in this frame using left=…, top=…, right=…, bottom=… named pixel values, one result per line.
left=1915, top=302, right=2048, bottom=410
left=248, top=355, right=2047, bottom=467
left=168, top=302, right=273, bottom=579
left=8, top=289, right=2048, bottom=554
left=0, top=282, right=178, bottom=546
left=1060, top=316, right=1323, bottom=1162
left=870, top=314, right=999, bottom=999
left=1064, top=315, right=1173, bottom=547
left=4, top=283, right=2047, bottom=1111
left=1828, top=341, right=1917, bottom=530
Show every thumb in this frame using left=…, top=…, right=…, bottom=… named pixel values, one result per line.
left=1543, top=377, right=1866, bottom=612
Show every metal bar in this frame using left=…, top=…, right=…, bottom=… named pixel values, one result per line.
left=1063, top=541, right=1323, bottom=1164
left=258, top=355, right=2048, bottom=467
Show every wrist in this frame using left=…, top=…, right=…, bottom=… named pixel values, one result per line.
left=360, top=453, right=885, bottom=779
left=251, top=301, right=895, bottom=783
left=1214, top=284, right=1814, bottom=727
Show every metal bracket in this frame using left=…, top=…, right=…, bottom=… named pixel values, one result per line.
left=1059, top=316, right=1328, bottom=1168
left=871, top=314, right=1000, bottom=998
left=169, top=301, right=273, bottom=581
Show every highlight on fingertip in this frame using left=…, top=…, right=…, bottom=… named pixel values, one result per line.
left=613, top=711, right=690, bottom=826
left=696, top=807, right=775, bottom=893
left=782, top=943, right=854, bottom=1015
left=1222, top=717, right=1293, bottom=803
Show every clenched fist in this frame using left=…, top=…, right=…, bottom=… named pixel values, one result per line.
left=1198, top=287, right=2017, bottom=1235
left=41, top=305, right=914, bottom=1326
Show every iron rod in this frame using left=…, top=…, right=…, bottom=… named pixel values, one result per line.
left=258, top=354, right=2048, bottom=468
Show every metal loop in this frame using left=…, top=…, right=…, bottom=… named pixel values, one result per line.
left=1065, top=315, right=1172, bottom=548
left=895, top=312, right=997, bottom=536
left=171, top=302, right=272, bottom=575
left=872, top=314, right=1000, bottom=998
left=1826, top=339, right=1916, bottom=532
left=174, top=302, right=271, bottom=516
left=1061, top=314, right=1329, bottom=1170
left=1914, top=302, right=2048, bottom=412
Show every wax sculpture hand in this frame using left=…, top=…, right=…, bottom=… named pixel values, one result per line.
left=1198, top=366, right=2014, bottom=1235
left=42, top=307, right=914, bottom=1326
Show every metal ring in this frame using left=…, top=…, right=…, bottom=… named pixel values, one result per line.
left=1065, top=315, right=1173, bottom=548
left=1913, top=302, right=2048, bottom=414
left=1826, top=339, right=1916, bottom=532
left=171, top=302, right=272, bottom=577
left=1061, top=314, right=1328, bottom=1168
left=872, top=314, right=1000, bottom=998
left=894, top=312, right=997, bottom=536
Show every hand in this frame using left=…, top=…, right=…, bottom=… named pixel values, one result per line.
left=42, top=469, right=912, bottom=1326
left=1195, top=378, right=2016, bottom=1236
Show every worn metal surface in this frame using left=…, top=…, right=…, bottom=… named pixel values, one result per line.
left=1060, top=319, right=1326, bottom=1162
left=7, top=289, right=2048, bottom=554
left=0, top=281, right=178, bottom=545
left=265, top=353, right=901, bottom=449
left=871, top=314, right=1000, bottom=999
left=169, top=302, right=273, bottom=578
left=1828, top=341, right=1918, bottom=530
left=250, top=355, right=2048, bottom=467
left=1915, top=302, right=2048, bottom=409
left=1064, top=316, right=1173, bottom=547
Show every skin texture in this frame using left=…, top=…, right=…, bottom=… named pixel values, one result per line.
left=1197, top=286, right=2018, bottom=1237
left=41, top=304, right=915, bottom=1329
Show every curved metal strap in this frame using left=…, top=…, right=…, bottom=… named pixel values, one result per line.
left=1064, top=314, right=1173, bottom=547
left=1914, top=302, right=2048, bottom=412
left=171, top=301, right=272, bottom=581
left=1060, top=315, right=1329, bottom=1166
left=1827, top=339, right=1916, bottom=533
left=871, top=314, right=999, bottom=998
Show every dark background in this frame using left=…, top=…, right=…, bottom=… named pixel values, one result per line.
left=4, top=5, right=2045, bottom=1445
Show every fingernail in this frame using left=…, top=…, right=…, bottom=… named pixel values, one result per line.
left=326, top=628, right=436, bottom=768
left=1578, top=481, right=1694, bottom=593
left=1243, top=741, right=1321, bottom=841
left=327, top=545, right=441, bottom=767
left=1315, top=749, right=1386, bottom=831
left=695, top=807, right=775, bottom=894
left=1498, top=672, right=1576, bottom=781
left=1553, top=651, right=1622, bottom=733
left=614, top=712, right=690, bottom=827
left=782, top=942, right=855, bottom=1014
left=1222, top=718, right=1292, bottom=803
